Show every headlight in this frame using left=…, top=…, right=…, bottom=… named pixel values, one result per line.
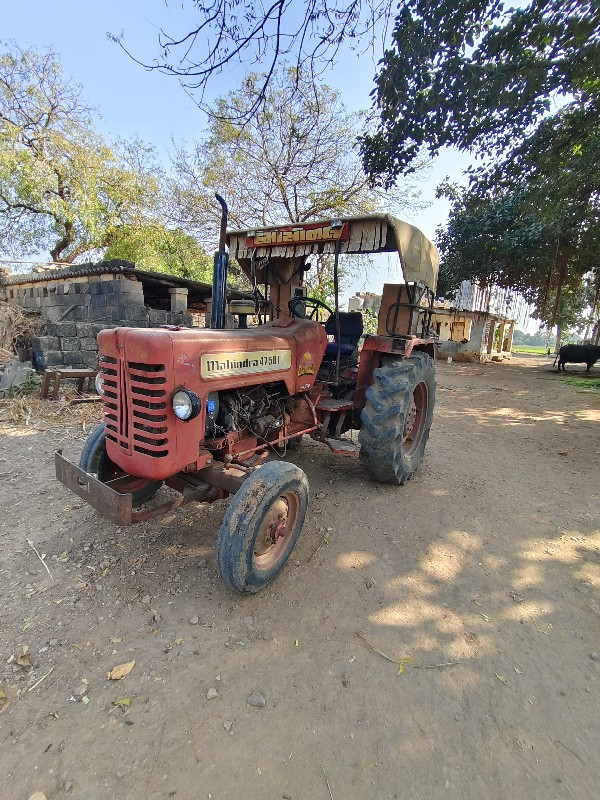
left=172, top=389, right=201, bottom=421
left=95, top=372, right=105, bottom=395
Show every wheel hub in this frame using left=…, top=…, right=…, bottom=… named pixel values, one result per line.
left=253, top=491, right=300, bottom=571
left=404, top=397, right=417, bottom=437
left=266, top=509, right=288, bottom=545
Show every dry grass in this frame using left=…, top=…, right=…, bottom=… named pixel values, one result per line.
left=0, top=391, right=102, bottom=433
left=0, top=301, right=44, bottom=365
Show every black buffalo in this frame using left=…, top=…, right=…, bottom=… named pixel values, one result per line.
left=555, top=344, right=600, bottom=372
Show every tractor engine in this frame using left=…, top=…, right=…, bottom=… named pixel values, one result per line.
left=206, top=385, right=287, bottom=441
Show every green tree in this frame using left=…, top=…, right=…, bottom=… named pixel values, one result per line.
left=171, top=68, right=423, bottom=235
left=360, top=0, right=600, bottom=184
left=0, top=41, right=159, bottom=263
left=436, top=180, right=598, bottom=339
left=104, top=224, right=213, bottom=282
left=169, top=68, right=425, bottom=301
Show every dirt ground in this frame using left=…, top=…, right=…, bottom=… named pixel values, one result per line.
left=1, top=354, right=599, bottom=800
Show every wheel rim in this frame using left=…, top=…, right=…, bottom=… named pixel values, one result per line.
left=253, top=491, right=300, bottom=571
left=402, top=381, right=428, bottom=457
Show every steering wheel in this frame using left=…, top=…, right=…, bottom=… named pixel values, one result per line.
left=288, top=296, right=334, bottom=323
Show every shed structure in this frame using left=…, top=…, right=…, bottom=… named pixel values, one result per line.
left=0, top=261, right=248, bottom=371
left=430, top=306, right=515, bottom=362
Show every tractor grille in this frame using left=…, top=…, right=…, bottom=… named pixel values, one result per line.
left=100, top=356, right=169, bottom=458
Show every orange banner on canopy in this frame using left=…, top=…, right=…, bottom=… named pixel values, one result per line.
left=246, top=222, right=349, bottom=248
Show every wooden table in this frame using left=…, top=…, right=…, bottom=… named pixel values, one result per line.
left=40, top=368, right=98, bottom=400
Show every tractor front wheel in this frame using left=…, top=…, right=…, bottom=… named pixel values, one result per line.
left=217, top=461, right=308, bottom=593
left=79, top=423, right=163, bottom=507
left=358, top=352, right=435, bottom=485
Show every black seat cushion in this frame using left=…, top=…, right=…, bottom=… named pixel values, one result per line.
left=325, top=342, right=357, bottom=357
left=324, top=312, right=363, bottom=345
left=322, top=312, right=364, bottom=361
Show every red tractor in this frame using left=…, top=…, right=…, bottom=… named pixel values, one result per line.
left=56, top=197, right=439, bottom=592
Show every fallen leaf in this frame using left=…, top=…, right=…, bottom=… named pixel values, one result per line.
left=480, top=613, right=491, bottom=622
left=112, top=698, right=131, bottom=709
left=110, top=637, right=122, bottom=644
left=22, top=620, right=33, bottom=631
left=173, top=638, right=183, bottom=646
left=16, top=647, right=31, bottom=668
left=397, top=657, right=414, bottom=676
left=495, top=673, right=507, bottom=684
left=514, top=667, right=523, bottom=675
left=294, top=639, right=299, bottom=647
left=81, top=696, right=90, bottom=705
left=108, top=661, right=135, bottom=680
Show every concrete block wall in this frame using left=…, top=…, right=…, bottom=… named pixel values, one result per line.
left=28, top=278, right=192, bottom=371
left=32, top=322, right=106, bottom=370
left=13, top=276, right=147, bottom=323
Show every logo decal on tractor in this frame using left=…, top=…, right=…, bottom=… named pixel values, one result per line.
left=201, top=350, right=292, bottom=378
left=246, top=222, right=349, bottom=248
left=297, top=351, right=316, bottom=377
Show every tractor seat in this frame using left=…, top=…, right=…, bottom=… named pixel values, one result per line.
left=323, top=312, right=364, bottom=360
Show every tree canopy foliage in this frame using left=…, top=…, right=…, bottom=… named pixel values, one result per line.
left=124, top=0, right=599, bottom=329
left=436, top=172, right=599, bottom=333
left=0, top=41, right=160, bottom=263
left=170, top=68, right=422, bottom=233
left=169, top=68, right=425, bottom=299
left=104, top=224, right=213, bottom=282
left=361, top=0, right=599, bottom=183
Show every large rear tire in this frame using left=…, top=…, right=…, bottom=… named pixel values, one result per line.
left=79, top=423, right=163, bottom=507
left=217, top=461, right=308, bottom=593
left=358, top=352, right=435, bottom=485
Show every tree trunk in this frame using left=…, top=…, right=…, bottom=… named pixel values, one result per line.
left=592, top=270, right=600, bottom=345
left=550, top=248, right=568, bottom=327
left=555, top=323, right=563, bottom=353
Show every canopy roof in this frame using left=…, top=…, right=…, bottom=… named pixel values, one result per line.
left=227, top=213, right=439, bottom=293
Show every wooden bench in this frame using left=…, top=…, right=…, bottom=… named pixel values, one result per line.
left=40, top=368, right=98, bottom=400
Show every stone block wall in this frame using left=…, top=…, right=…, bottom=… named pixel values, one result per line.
left=28, top=278, right=192, bottom=371
left=32, top=322, right=108, bottom=370
left=12, top=275, right=147, bottom=324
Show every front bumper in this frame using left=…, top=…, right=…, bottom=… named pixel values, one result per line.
left=55, top=451, right=242, bottom=525
left=55, top=450, right=137, bottom=525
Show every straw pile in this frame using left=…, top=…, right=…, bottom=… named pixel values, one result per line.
left=0, top=391, right=102, bottom=433
left=0, top=301, right=44, bottom=366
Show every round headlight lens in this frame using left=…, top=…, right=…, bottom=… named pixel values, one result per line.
left=172, top=389, right=200, bottom=421
left=95, top=372, right=105, bottom=395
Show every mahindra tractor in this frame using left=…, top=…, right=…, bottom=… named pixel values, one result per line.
left=56, top=196, right=439, bottom=593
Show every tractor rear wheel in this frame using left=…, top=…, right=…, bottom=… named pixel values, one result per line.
left=79, top=423, right=163, bottom=507
left=358, top=352, right=435, bottom=485
left=217, top=461, right=308, bottom=593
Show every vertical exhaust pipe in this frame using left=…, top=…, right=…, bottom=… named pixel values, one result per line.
left=211, top=194, right=229, bottom=329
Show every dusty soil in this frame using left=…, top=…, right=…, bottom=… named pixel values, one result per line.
left=1, top=355, right=599, bottom=800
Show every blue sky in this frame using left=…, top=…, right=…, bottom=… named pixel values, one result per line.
left=3, top=0, right=472, bottom=296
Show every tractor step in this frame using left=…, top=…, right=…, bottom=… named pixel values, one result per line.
left=324, top=437, right=359, bottom=457
left=316, top=399, right=353, bottom=412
